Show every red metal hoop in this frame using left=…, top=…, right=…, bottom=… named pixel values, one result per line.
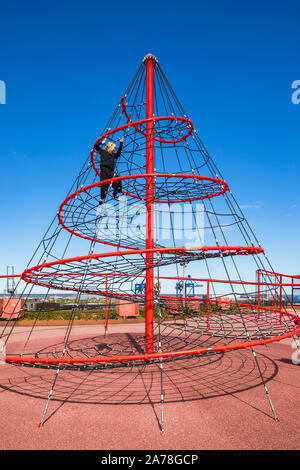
left=5, top=305, right=300, bottom=367
left=21, top=245, right=265, bottom=291
left=120, top=97, right=194, bottom=143
left=90, top=116, right=194, bottom=177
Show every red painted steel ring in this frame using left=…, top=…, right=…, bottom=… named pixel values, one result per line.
left=57, top=173, right=230, bottom=247
left=21, top=245, right=264, bottom=289
left=5, top=319, right=300, bottom=366
left=90, top=116, right=194, bottom=177
left=120, top=97, right=193, bottom=143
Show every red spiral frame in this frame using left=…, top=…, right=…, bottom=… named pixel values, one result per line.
left=5, top=54, right=300, bottom=368
left=90, top=116, right=194, bottom=178
left=57, top=173, right=230, bottom=248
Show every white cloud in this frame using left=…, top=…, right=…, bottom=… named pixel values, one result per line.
left=240, top=201, right=262, bottom=210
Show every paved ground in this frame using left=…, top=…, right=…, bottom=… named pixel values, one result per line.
left=0, top=324, right=299, bottom=450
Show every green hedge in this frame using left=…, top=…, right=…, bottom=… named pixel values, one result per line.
left=22, top=309, right=119, bottom=321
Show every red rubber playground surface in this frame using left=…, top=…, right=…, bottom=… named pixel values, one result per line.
left=0, top=323, right=299, bottom=450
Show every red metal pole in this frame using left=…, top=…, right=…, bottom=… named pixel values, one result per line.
left=145, top=54, right=155, bottom=353
left=105, top=274, right=108, bottom=334
left=257, top=270, right=260, bottom=319
left=280, top=275, right=283, bottom=324
left=206, top=280, right=210, bottom=331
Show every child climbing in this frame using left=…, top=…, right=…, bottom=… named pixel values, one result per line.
left=94, top=136, right=124, bottom=204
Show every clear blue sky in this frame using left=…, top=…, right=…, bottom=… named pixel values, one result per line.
left=0, top=0, right=300, bottom=290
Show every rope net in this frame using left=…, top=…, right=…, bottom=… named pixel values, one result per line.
left=1, top=55, right=299, bottom=371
